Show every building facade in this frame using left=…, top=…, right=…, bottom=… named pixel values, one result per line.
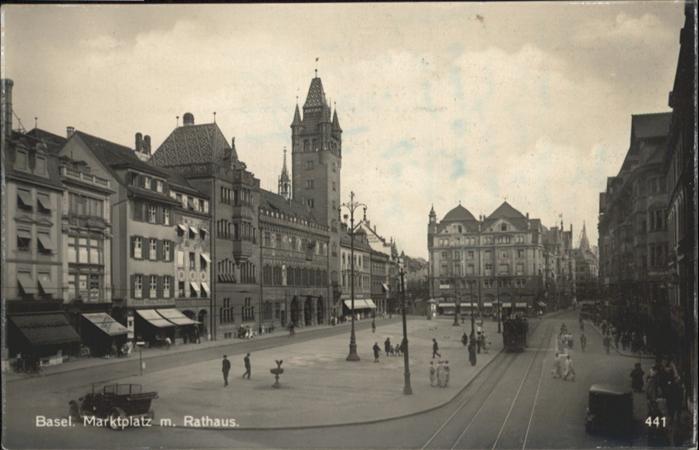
left=598, top=112, right=672, bottom=353
left=573, top=223, right=599, bottom=302
left=340, top=229, right=375, bottom=318
left=428, top=202, right=558, bottom=316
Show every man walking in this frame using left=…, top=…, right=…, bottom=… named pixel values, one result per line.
left=432, top=338, right=441, bottom=359
left=563, top=354, right=576, bottom=381
left=373, top=342, right=381, bottom=362
left=222, top=355, right=231, bottom=386
left=243, top=353, right=251, bottom=379
left=442, top=361, right=450, bottom=388
left=429, top=361, right=436, bottom=387
left=371, top=317, right=376, bottom=333
left=580, top=332, right=587, bottom=352
left=384, top=337, right=391, bottom=357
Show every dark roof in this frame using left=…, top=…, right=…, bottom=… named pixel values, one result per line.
left=487, top=201, right=526, bottom=220
left=9, top=312, right=80, bottom=346
left=26, top=128, right=67, bottom=150
left=340, top=229, right=374, bottom=252
left=304, top=77, right=328, bottom=109
left=159, top=167, right=209, bottom=198
left=74, top=130, right=169, bottom=177
left=259, top=189, right=320, bottom=224
left=151, top=122, right=232, bottom=167
left=442, top=204, right=477, bottom=222
left=6, top=131, right=64, bottom=190
left=631, top=112, right=671, bottom=140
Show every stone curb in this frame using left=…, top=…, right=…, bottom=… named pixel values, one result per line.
left=161, top=346, right=506, bottom=431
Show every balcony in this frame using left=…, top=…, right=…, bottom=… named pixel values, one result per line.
left=60, top=166, right=110, bottom=189
left=232, top=239, right=254, bottom=260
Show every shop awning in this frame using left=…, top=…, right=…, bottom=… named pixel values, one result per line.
left=38, top=234, right=55, bottom=252
left=190, top=281, right=200, bottom=294
left=9, top=313, right=80, bottom=346
left=381, top=283, right=390, bottom=292
left=515, top=302, right=528, bottom=308
left=200, top=228, right=208, bottom=237
left=37, top=196, right=51, bottom=211
left=427, top=298, right=439, bottom=304
left=17, top=273, right=37, bottom=295
left=343, top=299, right=372, bottom=310
left=37, top=273, right=52, bottom=293
left=189, top=225, right=199, bottom=235
left=502, top=302, right=512, bottom=308
left=201, top=253, right=211, bottom=264
left=177, top=224, right=188, bottom=233
left=17, top=229, right=32, bottom=240
left=364, top=299, right=377, bottom=309
left=136, top=309, right=175, bottom=328
left=156, top=309, right=198, bottom=326
left=17, top=190, right=32, bottom=207
left=483, top=302, right=493, bottom=307
left=82, top=313, right=128, bottom=336
left=439, top=303, right=456, bottom=308
left=200, top=282, right=210, bottom=297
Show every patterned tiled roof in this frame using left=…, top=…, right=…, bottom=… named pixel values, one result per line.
left=303, top=77, right=328, bottom=109
left=151, top=123, right=232, bottom=167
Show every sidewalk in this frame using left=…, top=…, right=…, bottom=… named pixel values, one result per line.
left=585, top=320, right=655, bottom=360
left=3, top=317, right=394, bottom=382
left=105, top=318, right=503, bottom=429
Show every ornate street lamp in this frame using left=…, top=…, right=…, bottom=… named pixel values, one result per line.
left=339, top=191, right=367, bottom=362
left=453, top=278, right=461, bottom=327
left=470, top=280, right=476, bottom=337
left=399, top=251, right=413, bottom=395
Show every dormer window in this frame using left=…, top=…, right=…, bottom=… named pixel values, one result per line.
left=501, top=224, right=507, bottom=231
left=202, top=200, right=209, bottom=213
left=193, top=198, right=200, bottom=211
left=144, top=177, right=151, bottom=190
left=35, top=156, right=46, bottom=175
left=156, top=180, right=163, bottom=193
left=15, top=150, right=29, bottom=171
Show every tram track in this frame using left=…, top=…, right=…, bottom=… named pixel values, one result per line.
left=422, top=321, right=555, bottom=450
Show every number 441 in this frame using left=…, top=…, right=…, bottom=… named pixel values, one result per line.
left=645, top=416, right=667, bottom=427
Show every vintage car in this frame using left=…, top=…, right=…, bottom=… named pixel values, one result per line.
left=69, top=383, right=158, bottom=430
left=585, top=384, right=634, bottom=436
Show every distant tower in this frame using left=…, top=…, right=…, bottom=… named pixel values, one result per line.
left=290, top=74, right=342, bottom=227
left=278, top=147, right=291, bottom=200
left=428, top=205, right=437, bottom=250
left=579, top=221, right=590, bottom=251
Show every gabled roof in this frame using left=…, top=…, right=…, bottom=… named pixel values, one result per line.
left=74, top=130, right=168, bottom=177
left=442, top=204, right=477, bottom=222
left=486, top=201, right=526, bottom=220
left=291, top=104, right=302, bottom=127
left=304, top=77, right=328, bottom=109
left=340, top=229, right=374, bottom=252
left=259, top=189, right=320, bottom=225
left=151, top=123, right=232, bottom=167
left=26, top=128, right=67, bottom=151
left=159, top=167, right=209, bottom=198
left=631, top=112, right=672, bottom=140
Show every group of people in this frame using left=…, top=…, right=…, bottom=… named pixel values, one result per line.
left=631, top=359, right=683, bottom=421
left=429, top=360, right=450, bottom=387
left=221, top=353, right=252, bottom=386
left=551, top=352, right=576, bottom=381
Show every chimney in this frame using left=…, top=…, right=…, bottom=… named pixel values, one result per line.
left=143, top=135, right=151, bottom=155
left=135, top=132, right=143, bottom=152
left=183, top=112, right=194, bottom=126
left=1, top=79, right=13, bottom=139
left=66, top=126, right=76, bottom=138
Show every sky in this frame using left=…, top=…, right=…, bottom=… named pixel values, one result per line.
left=1, top=2, right=686, bottom=259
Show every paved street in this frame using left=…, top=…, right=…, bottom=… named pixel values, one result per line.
left=3, top=311, right=662, bottom=449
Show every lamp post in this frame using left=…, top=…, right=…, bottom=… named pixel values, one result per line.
left=496, top=274, right=502, bottom=334
left=453, top=279, right=461, bottom=326
left=339, top=191, right=366, bottom=362
left=399, top=252, right=413, bottom=395
left=470, top=280, right=475, bottom=337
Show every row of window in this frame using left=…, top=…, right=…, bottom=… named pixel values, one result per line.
left=440, top=262, right=527, bottom=276
left=67, top=236, right=104, bottom=265
left=441, top=249, right=529, bottom=260
left=132, top=274, right=175, bottom=299
left=437, top=233, right=527, bottom=247
left=341, top=252, right=368, bottom=269
left=170, top=191, right=209, bottom=213
left=16, top=189, right=52, bottom=214
left=131, top=236, right=173, bottom=261
left=217, top=219, right=255, bottom=241
left=14, top=148, right=48, bottom=176
left=440, top=278, right=530, bottom=289
left=17, top=229, right=56, bottom=254
left=341, top=272, right=371, bottom=289
left=133, top=200, right=172, bottom=225
left=219, top=186, right=253, bottom=206
left=131, top=172, right=166, bottom=194
left=219, top=297, right=256, bottom=324
left=177, top=224, right=208, bottom=241
left=177, top=280, right=211, bottom=299
left=67, top=271, right=104, bottom=302
left=69, top=193, right=104, bottom=219
left=262, top=265, right=328, bottom=287
left=175, top=250, right=210, bottom=271
left=299, top=138, right=340, bottom=156
left=263, top=232, right=327, bottom=255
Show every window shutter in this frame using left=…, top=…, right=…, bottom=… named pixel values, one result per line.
left=156, top=240, right=163, bottom=261
left=157, top=276, right=163, bottom=299
left=131, top=236, right=136, bottom=258
left=169, top=276, right=175, bottom=298
left=130, top=274, right=136, bottom=298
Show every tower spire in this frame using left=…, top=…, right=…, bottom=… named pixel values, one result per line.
left=278, top=146, right=291, bottom=200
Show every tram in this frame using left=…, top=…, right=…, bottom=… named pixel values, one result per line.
left=502, top=316, right=528, bottom=352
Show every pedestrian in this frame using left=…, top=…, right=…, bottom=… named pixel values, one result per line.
left=432, top=338, right=441, bottom=359
left=436, top=360, right=443, bottom=387
left=563, top=354, right=575, bottom=381
left=371, top=318, right=376, bottom=333
left=552, top=352, right=562, bottom=378
left=468, top=341, right=477, bottom=366
left=243, top=353, right=251, bottom=379
left=630, top=363, right=644, bottom=392
left=429, top=361, right=436, bottom=387
left=288, top=321, right=295, bottom=337
left=384, top=337, right=391, bottom=357
left=461, top=332, right=468, bottom=347
left=580, top=333, right=587, bottom=351
left=476, top=332, right=482, bottom=354
left=479, top=332, right=487, bottom=354
left=222, top=355, right=231, bottom=386
left=603, top=334, right=611, bottom=354
left=442, top=361, right=450, bottom=388
left=373, top=342, right=381, bottom=362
